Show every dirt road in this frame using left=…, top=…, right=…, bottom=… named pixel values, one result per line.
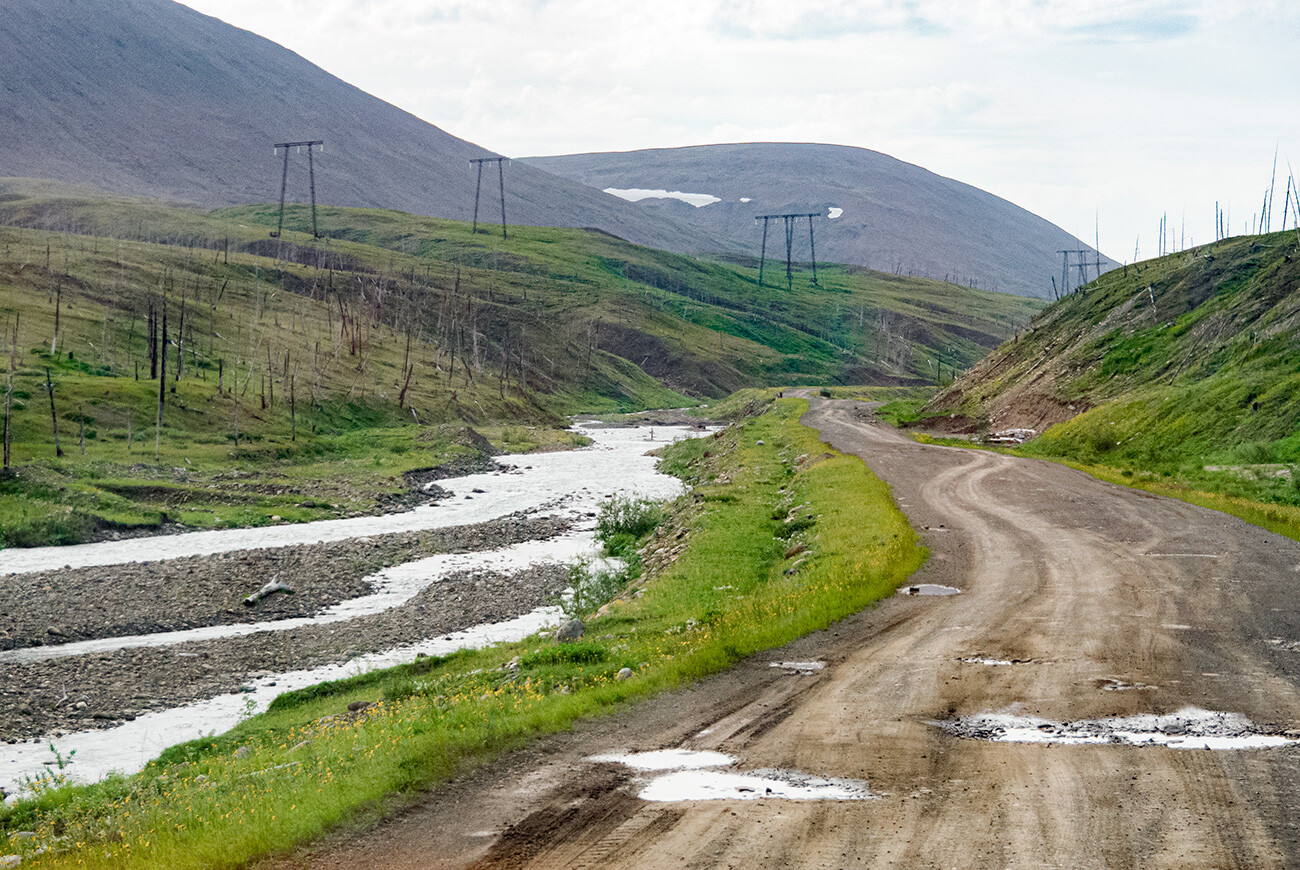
left=268, top=399, right=1300, bottom=869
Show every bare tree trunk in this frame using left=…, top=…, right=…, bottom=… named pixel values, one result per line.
left=156, top=303, right=167, bottom=461
left=175, top=283, right=187, bottom=382
left=51, top=277, right=62, bottom=355
left=3, top=370, right=12, bottom=471
left=290, top=363, right=298, bottom=442
left=45, top=367, right=62, bottom=457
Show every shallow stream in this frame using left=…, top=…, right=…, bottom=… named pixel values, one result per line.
left=1, top=424, right=703, bottom=794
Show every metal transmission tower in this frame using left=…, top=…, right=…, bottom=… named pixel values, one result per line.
left=1057, top=249, right=1094, bottom=295
left=470, top=157, right=509, bottom=239
left=755, top=212, right=822, bottom=291
left=270, top=141, right=324, bottom=239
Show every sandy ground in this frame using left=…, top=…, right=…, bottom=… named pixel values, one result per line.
left=260, top=398, right=1300, bottom=870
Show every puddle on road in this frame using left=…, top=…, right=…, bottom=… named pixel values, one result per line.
left=957, top=657, right=1014, bottom=666
left=588, top=749, right=736, bottom=770
left=898, top=584, right=961, bottom=596
left=769, top=661, right=825, bottom=673
left=938, top=707, right=1299, bottom=750
left=641, top=769, right=873, bottom=802
left=589, top=750, right=873, bottom=802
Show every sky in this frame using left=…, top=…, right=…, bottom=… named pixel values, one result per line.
left=182, top=0, right=1300, bottom=260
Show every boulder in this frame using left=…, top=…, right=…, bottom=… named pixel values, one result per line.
left=554, top=619, right=585, bottom=643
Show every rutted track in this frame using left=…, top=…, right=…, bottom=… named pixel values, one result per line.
left=264, top=398, right=1300, bottom=869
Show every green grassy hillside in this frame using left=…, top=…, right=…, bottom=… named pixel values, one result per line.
left=922, top=229, right=1300, bottom=508
left=0, top=182, right=1040, bottom=544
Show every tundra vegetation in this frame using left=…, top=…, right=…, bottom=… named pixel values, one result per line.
left=0, top=397, right=923, bottom=869
left=0, top=183, right=1038, bottom=547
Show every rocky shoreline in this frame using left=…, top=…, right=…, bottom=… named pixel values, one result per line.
left=0, top=511, right=573, bottom=743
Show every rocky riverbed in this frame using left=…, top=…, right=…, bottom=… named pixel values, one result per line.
left=0, top=511, right=571, bottom=742
left=0, top=422, right=707, bottom=790
left=0, top=513, right=564, bottom=652
left=0, top=558, right=569, bottom=743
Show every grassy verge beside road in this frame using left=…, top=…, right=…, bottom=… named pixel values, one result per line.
left=879, top=397, right=1300, bottom=544
left=0, top=397, right=923, bottom=869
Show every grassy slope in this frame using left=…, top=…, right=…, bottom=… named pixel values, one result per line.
left=0, top=397, right=924, bottom=869
left=907, top=228, right=1300, bottom=528
left=0, top=183, right=1039, bottom=545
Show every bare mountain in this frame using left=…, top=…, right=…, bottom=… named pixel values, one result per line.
left=0, top=0, right=718, bottom=252
left=522, top=143, right=1118, bottom=299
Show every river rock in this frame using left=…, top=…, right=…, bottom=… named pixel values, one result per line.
left=554, top=619, right=585, bottom=643
left=615, top=667, right=634, bottom=681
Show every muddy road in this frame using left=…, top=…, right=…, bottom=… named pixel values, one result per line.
left=266, top=399, right=1300, bottom=869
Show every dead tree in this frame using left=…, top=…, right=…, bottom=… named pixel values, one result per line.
left=45, top=367, right=63, bottom=457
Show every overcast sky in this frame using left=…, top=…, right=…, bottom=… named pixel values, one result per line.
left=183, top=0, right=1298, bottom=260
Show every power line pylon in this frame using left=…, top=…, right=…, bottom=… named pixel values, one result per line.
left=756, top=212, right=822, bottom=291
left=470, top=157, right=509, bottom=239
left=270, top=141, right=324, bottom=240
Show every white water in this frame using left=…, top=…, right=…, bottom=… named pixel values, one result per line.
left=1, top=424, right=706, bottom=794
left=2, top=605, right=564, bottom=793
left=0, top=535, right=595, bottom=664
left=0, top=425, right=695, bottom=576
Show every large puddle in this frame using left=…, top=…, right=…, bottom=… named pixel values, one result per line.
left=589, top=749, right=873, bottom=802
left=1, top=424, right=706, bottom=794
left=939, top=707, right=1300, bottom=750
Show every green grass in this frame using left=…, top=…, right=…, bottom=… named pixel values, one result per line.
left=0, top=397, right=923, bottom=869
left=0, top=186, right=1038, bottom=545
left=914, top=229, right=1300, bottom=518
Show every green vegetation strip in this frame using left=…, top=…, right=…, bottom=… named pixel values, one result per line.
left=885, top=412, right=1300, bottom=547
left=1, top=398, right=923, bottom=869
left=1033, top=458, right=1300, bottom=545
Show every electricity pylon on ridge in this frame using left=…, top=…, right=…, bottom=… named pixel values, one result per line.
left=270, top=141, right=324, bottom=240
left=756, top=213, right=822, bottom=291
left=470, top=157, right=509, bottom=239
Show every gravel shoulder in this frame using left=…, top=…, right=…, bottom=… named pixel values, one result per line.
left=259, top=398, right=1300, bottom=870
